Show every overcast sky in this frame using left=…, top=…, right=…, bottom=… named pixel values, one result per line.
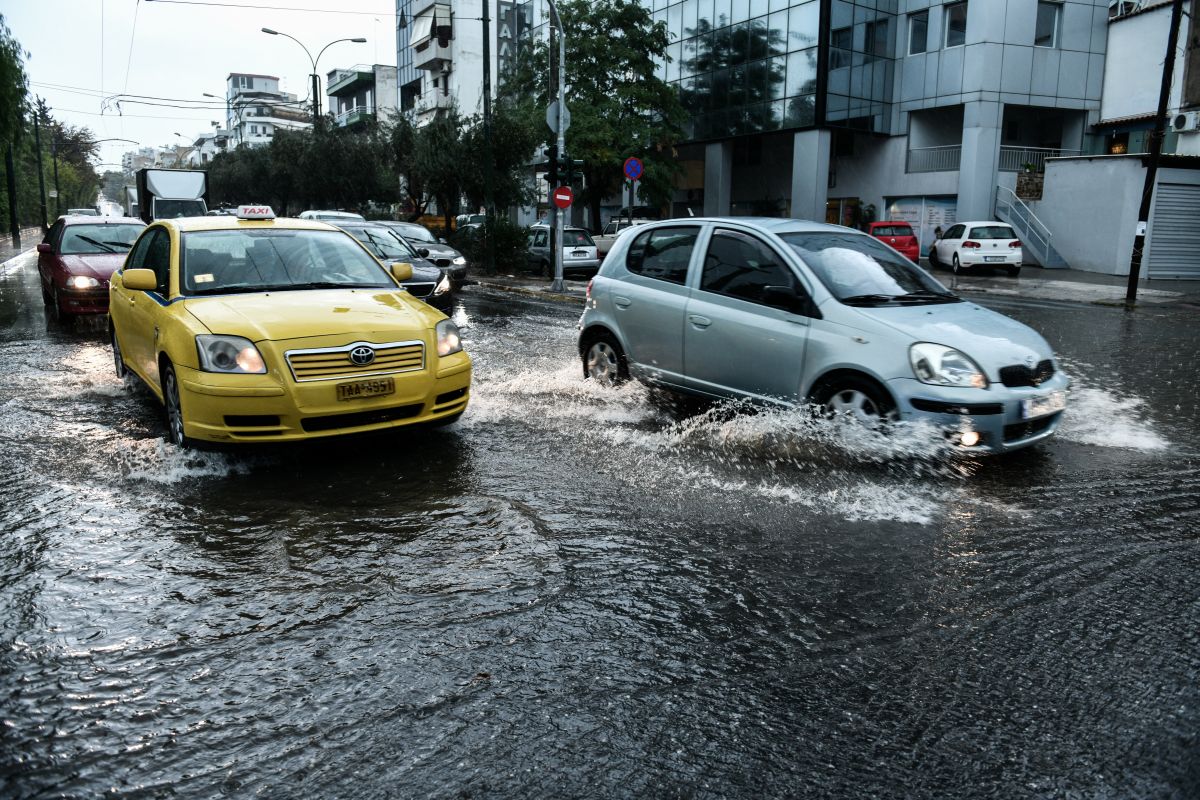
left=4, top=0, right=396, bottom=170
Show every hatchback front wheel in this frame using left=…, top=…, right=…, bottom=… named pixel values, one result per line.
left=814, top=377, right=896, bottom=425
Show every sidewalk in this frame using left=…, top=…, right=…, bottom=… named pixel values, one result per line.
left=474, top=263, right=1200, bottom=309
left=0, top=228, right=42, bottom=267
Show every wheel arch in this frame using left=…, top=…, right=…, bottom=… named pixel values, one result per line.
left=805, top=367, right=896, bottom=409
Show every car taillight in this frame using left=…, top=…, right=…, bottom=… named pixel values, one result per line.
left=1009, top=240, right=1022, bottom=248
left=962, top=241, right=981, bottom=249
left=586, top=278, right=593, bottom=300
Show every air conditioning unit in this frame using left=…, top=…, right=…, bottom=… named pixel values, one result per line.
left=1171, top=111, right=1200, bottom=133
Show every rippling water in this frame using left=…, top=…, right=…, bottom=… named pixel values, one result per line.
left=1, top=260, right=1197, bottom=798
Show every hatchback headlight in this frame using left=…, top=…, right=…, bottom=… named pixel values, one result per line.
left=67, top=276, right=100, bottom=290
left=452, top=256, right=467, bottom=266
left=909, top=343, right=987, bottom=388
left=435, top=319, right=462, bottom=357
left=433, top=273, right=451, bottom=296
left=196, top=334, right=267, bottom=374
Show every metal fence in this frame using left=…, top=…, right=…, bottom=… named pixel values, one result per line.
left=998, top=146, right=1080, bottom=172
left=906, top=145, right=962, bottom=173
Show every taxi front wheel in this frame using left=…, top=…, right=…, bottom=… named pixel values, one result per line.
left=110, top=326, right=127, bottom=379
left=162, top=362, right=192, bottom=449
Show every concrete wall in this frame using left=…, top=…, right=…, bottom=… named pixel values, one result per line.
left=1027, top=155, right=1145, bottom=275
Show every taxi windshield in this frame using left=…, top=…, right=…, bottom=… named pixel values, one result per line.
left=180, top=229, right=394, bottom=295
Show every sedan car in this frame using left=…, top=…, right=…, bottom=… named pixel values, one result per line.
left=578, top=217, right=1068, bottom=454
left=867, top=221, right=920, bottom=262
left=37, top=215, right=146, bottom=318
left=378, top=220, right=469, bottom=285
left=108, top=206, right=471, bottom=448
left=930, top=221, right=1023, bottom=276
left=331, top=221, right=454, bottom=312
left=527, top=224, right=599, bottom=278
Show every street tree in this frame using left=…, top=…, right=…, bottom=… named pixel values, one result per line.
left=502, top=0, right=686, bottom=226
left=459, top=97, right=542, bottom=214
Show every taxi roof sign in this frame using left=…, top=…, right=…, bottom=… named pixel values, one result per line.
left=237, top=205, right=276, bottom=220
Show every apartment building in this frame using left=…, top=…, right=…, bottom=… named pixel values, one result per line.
left=224, top=73, right=313, bottom=147
left=326, top=64, right=400, bottom=128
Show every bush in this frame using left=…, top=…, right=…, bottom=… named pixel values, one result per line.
left=451, top=216, right=528, bottom=275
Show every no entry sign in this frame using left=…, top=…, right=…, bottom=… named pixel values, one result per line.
left=552, top=185, right=574, bottom=209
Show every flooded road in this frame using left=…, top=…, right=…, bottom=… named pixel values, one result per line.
left=2, top=250, right=1197, bottom=798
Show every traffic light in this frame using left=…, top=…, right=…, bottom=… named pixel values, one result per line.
left=559, top=153, right=583, bottom=186
left=546, top=143, right=559, bottom=188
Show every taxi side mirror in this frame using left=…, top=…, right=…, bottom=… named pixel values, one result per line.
left=36, top=242, right=51, bottom=254
left=390, top=262, right=413, bottom=282
left=122, top=268, right=158, bottom=291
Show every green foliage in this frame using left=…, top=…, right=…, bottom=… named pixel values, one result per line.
left=0, top=13, right=28, bottom=149
left=500, top=0, right=686, bottom=225
left=450, top=216, right=529, bottom=275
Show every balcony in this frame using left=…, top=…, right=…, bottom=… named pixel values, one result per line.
left=998, top=146, right=1081, bottom=172
left=334, top=105, right=375, bottom=128
left=327, top=66, right=375, bottom=97
left=413, top=92, right=452, bottom=117
left=906, top=145, right=962, bottom=173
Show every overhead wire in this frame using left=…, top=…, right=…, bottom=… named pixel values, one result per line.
left=144, top=0, right=392, bottom=16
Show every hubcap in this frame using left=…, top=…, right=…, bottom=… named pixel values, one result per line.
left=827, top=389, right=883, bottom=424
left=586, top=341, right=619, bottom=385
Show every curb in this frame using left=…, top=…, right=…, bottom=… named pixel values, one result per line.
left=474, top=279, right=586, bottom=305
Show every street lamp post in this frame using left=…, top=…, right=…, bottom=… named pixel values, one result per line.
left=261, top=28, right=367, bottom=127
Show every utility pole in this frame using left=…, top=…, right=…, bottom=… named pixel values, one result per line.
left=1125, top=0, right=1185, bottom=308
left=5, top=144, right=19, bottom=249
left=32, top=101, right=48, bottom=233
left=548, top=0, right=567, bottom=293
left=482, top=0, right=495, bottom=274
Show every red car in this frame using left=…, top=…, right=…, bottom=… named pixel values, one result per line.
left=37, top=215, right=145, bottom=318
left=867, top=221, right=920, bottom=262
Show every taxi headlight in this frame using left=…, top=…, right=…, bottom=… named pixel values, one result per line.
left=196, top=335, right=267, bottom=374
left=67, top=276, right=100, bottom=290
left=452, top=256, right=467, bottom=266
left=433, top=273, right=452, bottom=296
left=909, top=343, right=987, bottom=388
left=435, top=319, right=462, bottom=357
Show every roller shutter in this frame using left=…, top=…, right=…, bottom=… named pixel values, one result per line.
left=1146, top=182, right=1200, bottom=280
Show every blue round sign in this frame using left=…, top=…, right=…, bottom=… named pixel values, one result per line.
left=623, top=157, right=643, bottom=181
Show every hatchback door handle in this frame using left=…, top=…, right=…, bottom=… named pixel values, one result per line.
left=614, top=296, right=632, bottom=308
left=688, top=314, right=711, bottom=328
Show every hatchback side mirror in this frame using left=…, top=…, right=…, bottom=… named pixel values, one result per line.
left=390, top=262, right=413, bottom=282
left=763, top=285, right=821, bottom=319
left=37, top=242, right=51, bottom=253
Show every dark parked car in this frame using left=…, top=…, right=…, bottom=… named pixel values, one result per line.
left=377, top=220, right=469, bottom=285
left=38, top=215, right=146, bottom=318
left=331, top=221, right=454, bottom=312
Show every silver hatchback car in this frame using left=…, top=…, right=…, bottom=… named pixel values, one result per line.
left=577, top=218, right=1068, bottom=454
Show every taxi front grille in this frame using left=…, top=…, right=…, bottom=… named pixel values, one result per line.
left=285, top=340, right=425, bottom=382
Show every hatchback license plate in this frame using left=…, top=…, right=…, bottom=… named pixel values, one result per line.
left=985, top=255, right=1006, bottom=262
left=1021, top=390, right=1066, bottom=419
left=337, top=377, right=395, bottom=401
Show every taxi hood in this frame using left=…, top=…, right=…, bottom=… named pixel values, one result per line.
left=183, top=289, right=429, bottom=342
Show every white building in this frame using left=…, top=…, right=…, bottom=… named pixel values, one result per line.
left=224, top=72, right=313, bottom=147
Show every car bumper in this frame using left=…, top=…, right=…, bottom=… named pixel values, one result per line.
left=959, top=252, right=1021, bottom=266
left=889, top=373, right=1069, bottom=454
left=58, top=288, right=109, bottom=314
left=562, top=258, right=600, bottom=274
left=174, top=353, right=471, bottom=444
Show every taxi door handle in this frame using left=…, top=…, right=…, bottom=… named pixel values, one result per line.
left=614, top=296, right=632, bottom=309
left=688, top=314, right=711, bottom=329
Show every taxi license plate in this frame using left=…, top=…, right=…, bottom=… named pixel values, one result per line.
left=985, top=255, right=1006, bottom=262
left=1021, top=390, right=1066, bottom=419
left=336, top=377, right=395, bottom=401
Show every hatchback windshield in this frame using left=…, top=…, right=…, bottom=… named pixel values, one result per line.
left=180, top=229, right=393, bottom=295
left=968, top=225, right=1015, bottom=240
left=779, top=231, right=955, bottom=304
left=563, top=230, right=594, bottom=247
left=61, top=224, right=144, bottom=254
left=346, top=226, right=419, bottom=261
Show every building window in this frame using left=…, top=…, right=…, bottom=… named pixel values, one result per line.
left=1035, top=2, right=1060, bottom=48
left=908, top=11, right=928, bottom=55
left=944, top=2, right=967, bottom=48
left=865, top=19, right=888, bottom=62
left=830, top=26, right=851, bottom=69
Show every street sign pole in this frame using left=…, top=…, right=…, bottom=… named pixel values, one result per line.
left=549, top=0, right=567, bottom=292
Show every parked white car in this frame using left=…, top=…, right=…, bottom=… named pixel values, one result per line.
left=930, top=221, right=1023, bottom=277
left=593, top=218, right=653, bottom=261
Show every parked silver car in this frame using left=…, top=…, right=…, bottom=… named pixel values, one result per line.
left=577, top=217, right=1068, bottom=454
left=527, top=224, right=599, bottom=278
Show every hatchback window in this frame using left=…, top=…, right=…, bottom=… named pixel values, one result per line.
left=626, top=226, right=697, bottom=285
left=700, top=229, right=795, bottom=304
left=180, top=229, right=392, bottom=295
left=779, top=231, right=951, bottom=302
left=562, top=230, right=594, bottom=247
left=967, top=226, right=1016, bottom=240
left=60, top=224, right=144, bottom=254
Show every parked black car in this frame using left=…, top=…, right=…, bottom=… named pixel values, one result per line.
left=331, top=222, right=454, bottom=312
left=378, top=221, right=470, bottom=286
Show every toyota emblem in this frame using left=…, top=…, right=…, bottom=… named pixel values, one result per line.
left=349, top=345, right=376, bottom=366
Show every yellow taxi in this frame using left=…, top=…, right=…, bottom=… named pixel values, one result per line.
left=108, top=206, right=471, bottom=447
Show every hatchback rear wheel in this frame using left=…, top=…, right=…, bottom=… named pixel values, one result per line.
left=952, top=254, right=966, bottom=274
